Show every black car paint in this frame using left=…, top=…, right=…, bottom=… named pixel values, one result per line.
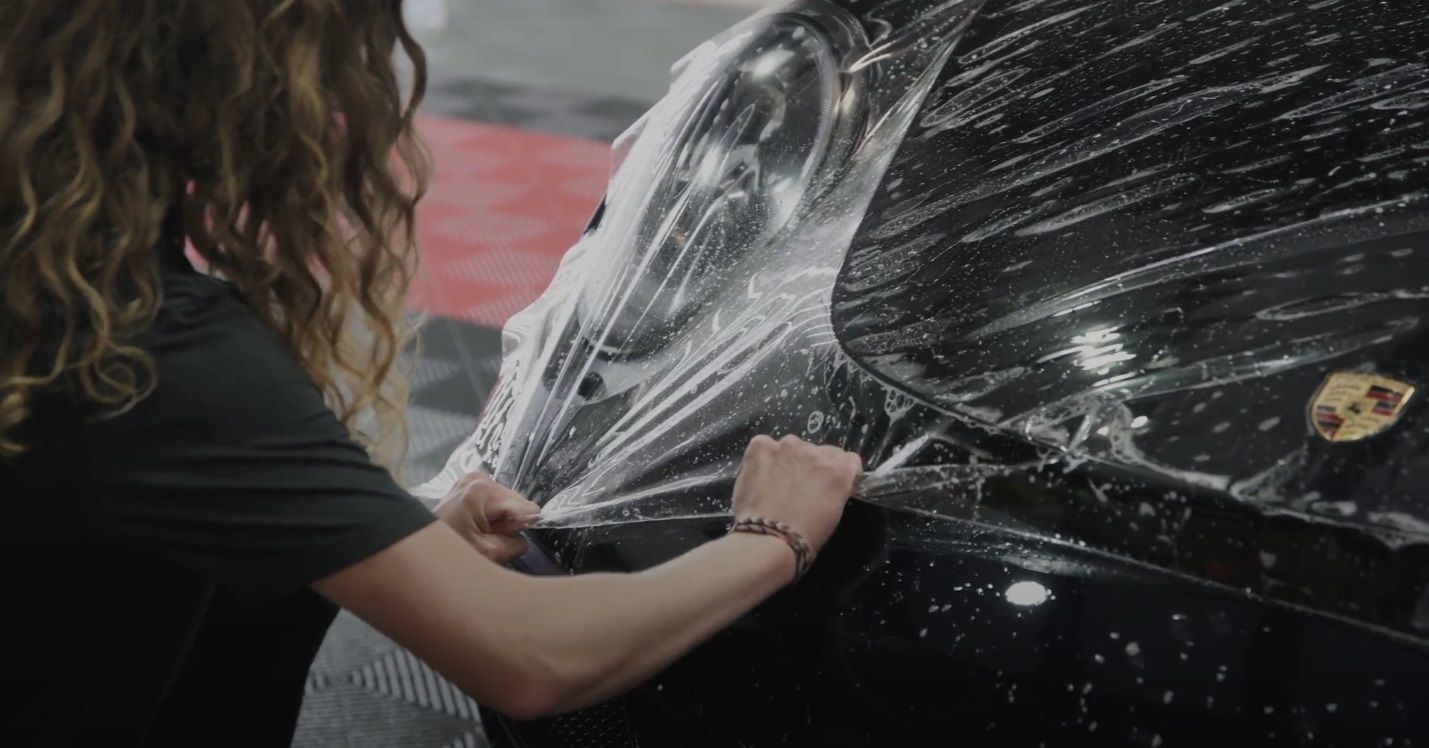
left=502, top=511, right=1426, bottom=746
left=487, top=0, right=1429, bottom=745
left=835, top=0, right=1429, bottom=629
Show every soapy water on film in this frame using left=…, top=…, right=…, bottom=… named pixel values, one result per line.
left=418, top=0, right=1429, bottom=548
left=831, top=0, right=1429, bottom=541
left=414, top=0, right=996, bottom=527
left=528, top=456, right=1045, bottom=530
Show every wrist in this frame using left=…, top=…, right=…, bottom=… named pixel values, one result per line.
left=729, top=516, right=813, bottom=581
left=720, top=532, right=799, bottom=587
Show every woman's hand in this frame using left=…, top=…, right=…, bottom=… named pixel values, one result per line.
left=434, top=472, right=542, bottom=563
left=731, top=435, right=863, bottom=558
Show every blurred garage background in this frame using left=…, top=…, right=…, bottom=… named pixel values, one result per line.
left=294, top=1, right=765, bottom=746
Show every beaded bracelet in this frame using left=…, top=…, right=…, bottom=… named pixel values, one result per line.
left=729, top=516, right=814, bottom=581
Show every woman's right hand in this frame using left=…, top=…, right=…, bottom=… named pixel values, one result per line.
left=731, top=435, right=863, bottom=556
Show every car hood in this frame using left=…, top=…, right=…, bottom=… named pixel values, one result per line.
left=837, top=0, right=1429, bottom=536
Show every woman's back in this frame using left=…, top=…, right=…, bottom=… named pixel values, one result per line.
left=0, top=2, right=435, bottom=743
left=0, top=226, right=435, bottom=745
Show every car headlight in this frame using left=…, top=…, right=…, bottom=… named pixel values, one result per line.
left=417, top=0, right=980, bottom=510
left=578, top=2, right=867, bottom=357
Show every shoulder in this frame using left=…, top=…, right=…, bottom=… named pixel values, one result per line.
left=116, top=272, right=344, bottom=449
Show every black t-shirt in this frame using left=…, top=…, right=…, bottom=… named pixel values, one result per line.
left=0, top=238, right=437, bottom=746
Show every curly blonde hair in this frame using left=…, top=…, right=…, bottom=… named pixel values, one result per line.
left=0, top=0, right=429, bottom=466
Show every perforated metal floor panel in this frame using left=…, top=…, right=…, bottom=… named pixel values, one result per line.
left=547, top=702, right=640, bottom=748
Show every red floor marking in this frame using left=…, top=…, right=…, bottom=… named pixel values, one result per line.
left=408, top=114, right=611, bottom=328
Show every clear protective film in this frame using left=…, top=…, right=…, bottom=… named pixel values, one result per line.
left=416, top=0, right=992, bottom=526
left=416, top=0, right=1429, bottom=640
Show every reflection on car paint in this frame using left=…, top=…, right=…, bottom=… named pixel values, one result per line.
left=833, top=0, right=1429, bottom=625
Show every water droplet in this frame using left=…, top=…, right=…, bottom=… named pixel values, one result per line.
left=1005, top=580, right=1050, bottom=606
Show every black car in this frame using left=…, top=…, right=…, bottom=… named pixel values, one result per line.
left=422, top=0, right=1429, bottom=745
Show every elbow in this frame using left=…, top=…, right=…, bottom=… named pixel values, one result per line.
left=495, top=685, right=561, bottom=722
left=488, top=654, right=587, bottom=721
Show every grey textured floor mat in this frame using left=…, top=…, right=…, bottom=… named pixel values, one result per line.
left=293, top=319, right=499, bottom=748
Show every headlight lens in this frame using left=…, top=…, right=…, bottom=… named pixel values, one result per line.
left=579, top=8, right=863, bottom=356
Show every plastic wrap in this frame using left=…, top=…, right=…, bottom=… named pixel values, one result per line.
left=832, top=0, right=1429, bottom=553
left=416, top=0, right=1429, bottom=621
left=415, top=0, right=992, bottom=527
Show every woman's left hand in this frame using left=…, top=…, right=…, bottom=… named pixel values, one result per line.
left=434, top=472, right=541, bottom=563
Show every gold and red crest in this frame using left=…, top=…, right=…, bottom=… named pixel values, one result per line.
left=1309, top=372, right=1416, bottom=443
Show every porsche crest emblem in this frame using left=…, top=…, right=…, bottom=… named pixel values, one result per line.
left=1309, top=372, right=1416, bottom=443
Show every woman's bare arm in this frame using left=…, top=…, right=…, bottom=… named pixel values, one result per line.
left=314, top=435, right=861, bottom=720
left=315, top=522, right=795, bottom=718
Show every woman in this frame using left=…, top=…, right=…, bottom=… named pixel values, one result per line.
left=0, top=2, right=860, bottom=746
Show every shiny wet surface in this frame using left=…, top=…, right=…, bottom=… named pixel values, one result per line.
left=425, top=0, right=1429, bottom=745
left=834, top=0, right=1429, bottom=637
left=527, top=509, right=1429, bottom=745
